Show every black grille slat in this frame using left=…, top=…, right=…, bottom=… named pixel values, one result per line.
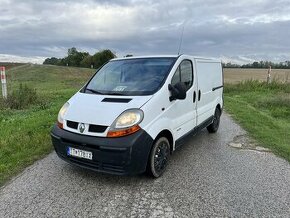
left=89, top=124, right=107, bottom=133
left=65, top=155, right=125, bottom=173
left=67, top=120, right=78, bottom=129
left=66, top=120, right=107, bottom=133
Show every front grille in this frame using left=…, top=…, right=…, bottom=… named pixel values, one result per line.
left=66, top=120, right=108, bottom=133
left=89, top=124, right=107, bottom=133
left=65, top=154, right=126, bottom=174
left=67, top=120, right=78, bottom=129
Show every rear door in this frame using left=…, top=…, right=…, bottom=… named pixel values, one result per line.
left=170, top=59, right=198, bottom=140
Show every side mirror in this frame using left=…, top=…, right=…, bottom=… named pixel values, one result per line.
left=168, top=82, right=187, bottom=101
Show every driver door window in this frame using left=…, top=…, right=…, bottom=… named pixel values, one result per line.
left=171, top=60, right=193, bottom=91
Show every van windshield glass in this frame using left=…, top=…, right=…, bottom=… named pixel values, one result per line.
left=85, top=58, right=176, bottom=96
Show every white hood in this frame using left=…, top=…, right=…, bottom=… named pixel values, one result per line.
left=64, top=92, right=152, bottom=126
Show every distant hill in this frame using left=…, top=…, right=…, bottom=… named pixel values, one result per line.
left=0, top=62, right=26, bottom=70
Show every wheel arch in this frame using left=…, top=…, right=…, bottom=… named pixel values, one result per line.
left=154, top=129, right=174, bottom=153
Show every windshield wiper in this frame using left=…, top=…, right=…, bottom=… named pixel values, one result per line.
left=86, top=88, right=105, bottom=95
left=105, top=92, right=126, bottom=96
left=86, top=88, right=126, bottom=96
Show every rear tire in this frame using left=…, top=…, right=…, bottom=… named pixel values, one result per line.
left=207, top=108, right=221, bottom=133
left=147, top=137, right=170, bottom=178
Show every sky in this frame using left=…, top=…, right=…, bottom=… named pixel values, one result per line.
left=0, top=0, right=290, bottom=64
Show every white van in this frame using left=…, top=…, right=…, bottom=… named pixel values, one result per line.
left=51, top=55, right=223, bottom=177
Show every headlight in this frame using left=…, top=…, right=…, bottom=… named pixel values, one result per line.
left=115, top=110, right=143, bottom=128
left=107, top=109, right=144, bottom=137
left=57, top=102, right=69, bottom=128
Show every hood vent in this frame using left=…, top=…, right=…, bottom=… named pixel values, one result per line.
left=102, top=98, right=132, bottom=103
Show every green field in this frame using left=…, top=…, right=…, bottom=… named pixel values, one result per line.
left=0, top=65, right=289, bottom=186
left=0, top=64, right=94, bottom=186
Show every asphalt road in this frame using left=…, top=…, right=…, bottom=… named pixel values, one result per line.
left=0, top=113, right=289, bottom=217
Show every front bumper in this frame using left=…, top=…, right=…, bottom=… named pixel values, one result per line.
left=51, top=125, right=153, bottom=175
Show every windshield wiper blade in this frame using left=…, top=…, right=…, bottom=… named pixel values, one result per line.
left=86, top=88, right=126, bottom=96
left=86, top=88, right=105, bottom=95
left=106, top=92, right=126, bottom=96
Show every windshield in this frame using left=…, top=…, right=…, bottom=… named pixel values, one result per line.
left=85, top=58, right=176, bottom=96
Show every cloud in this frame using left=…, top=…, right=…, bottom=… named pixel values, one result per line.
left=0, top=0, right=290, bottom=63
left=0, top=54, right=45, bottom=64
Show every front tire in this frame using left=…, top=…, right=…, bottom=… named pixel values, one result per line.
left=147, top=137, right=170, bottom=178
left=207, top=108, right=221, bottom=133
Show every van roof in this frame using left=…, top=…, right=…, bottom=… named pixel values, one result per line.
left=112, top=55, right=220, bottom=62
left=112, top=55, right=179, bottom=61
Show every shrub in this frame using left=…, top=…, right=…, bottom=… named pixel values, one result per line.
left=0, top=98, right=5, bottom=110
left=224, top=79, right=290, bottom=93
left=4, top=84, right=38, bottom=109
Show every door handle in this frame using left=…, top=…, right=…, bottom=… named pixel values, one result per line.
left=193, top=91, right=196, bottom=103
left=198, top=90, right=201, bottom=101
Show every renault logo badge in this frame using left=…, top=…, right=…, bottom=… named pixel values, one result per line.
left=79, top=123, right=85, bottom=133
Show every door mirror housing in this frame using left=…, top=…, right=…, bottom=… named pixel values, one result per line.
left=168, top=82, right=187, bottom=101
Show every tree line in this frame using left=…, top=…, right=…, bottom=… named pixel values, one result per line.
left=44, top=49, right=290, bottom=70
left=223, top=60, right=290, bottom=69
left=43, top=47, right=116, bottom=69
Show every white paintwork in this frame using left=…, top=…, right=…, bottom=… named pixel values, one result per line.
left=62, top=55, right=223, bottom=150
left=63, top=93, right=152, bottom=137
left=140, top=55, right=198, bottom=149
left=194, top=59, right=223, bottom=125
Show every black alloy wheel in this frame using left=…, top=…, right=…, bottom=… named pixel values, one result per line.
left=147, top=137, right=170, bottom=178
left=207, top=107, right=221, bottom=133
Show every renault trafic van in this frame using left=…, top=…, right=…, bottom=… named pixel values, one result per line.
left=51, top=55, right=223, bottom=177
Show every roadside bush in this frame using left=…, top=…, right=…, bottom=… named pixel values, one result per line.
left=4, top=84, right=38, bottom=109
left=0, top=98, right=5, bottom=110
left=224, top=79, right=290, bottom=93
left=255, top=95, right=290, bottom=108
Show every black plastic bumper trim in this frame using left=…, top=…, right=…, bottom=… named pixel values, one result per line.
left=51, top=124, right=153, bottom=175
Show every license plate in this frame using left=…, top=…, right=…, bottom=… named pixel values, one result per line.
left=67, top=147, right=93, bottom=160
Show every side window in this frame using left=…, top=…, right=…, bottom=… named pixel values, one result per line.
left=180, top=60, right=193, bottom=90
left=171, top=60, right=193, bottom=91
left=171, top=68, right=180, bottom=86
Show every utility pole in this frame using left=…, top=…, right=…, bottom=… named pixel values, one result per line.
left=1, top=66, right=7, bottom=99
left=267, top=65, right=271, bottom=84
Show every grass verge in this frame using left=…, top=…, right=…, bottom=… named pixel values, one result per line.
left=0, top=64, right=94, bottom=186
left=224, top=80, right=290, bottom=162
